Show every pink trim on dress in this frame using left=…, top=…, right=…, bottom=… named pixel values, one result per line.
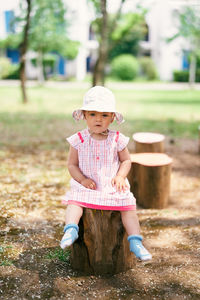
left=115, top=131, right=120, bottom=142
left=78, top=132, right=84, bottom=143
left=62, top=200, right=136, bottom=211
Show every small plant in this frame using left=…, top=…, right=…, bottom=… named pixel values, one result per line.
left=0, top=57, right=13, bottom=79
left=138, top=56, right=157, bottom=80
left=45, top=247, right=70, bottom=262
left=111, top=54, right=139, bottom=81
left=173, top=69, right=200, bottom=82
left=0, top=245, right=13, bottom=266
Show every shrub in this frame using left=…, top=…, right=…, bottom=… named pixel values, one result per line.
left=173, top=70, right=200, bottom=82
left=196, top=69, right=200, bottom=82
left=138, top=56, right=157, bottom=80
left=0, top=57, right=13, bottom=79
left=4, top=63, right=20, bottom=79
left=111, top=54, right=139, bottom=81
left=173, top=70, right=189, bottom=82
left=31, top=54, right=58, bottom=79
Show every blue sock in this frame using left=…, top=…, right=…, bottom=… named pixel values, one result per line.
left=60, top=223, right=79, bottom=249
left=128, top=235, right=152, bottom=260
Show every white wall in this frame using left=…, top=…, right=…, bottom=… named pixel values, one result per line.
left=146, top=0, right=186, bottom=80
left=65, top=0, right=91, bottom=80
left=0, top=0, right=19, bottom=39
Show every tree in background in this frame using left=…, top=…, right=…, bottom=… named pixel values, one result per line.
left=28, top=0, right=78, bottom=83
left=90, top=0, right=146, bottom=86
left=108, top=12, right=146, bottom=61
left=169, top=6, right=200, bottom=84
left=0, top=0, right=79, bottom=103
left=19, top=0, right=31, bottom=104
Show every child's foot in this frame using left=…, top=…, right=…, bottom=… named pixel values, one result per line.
left=60, top=224, right=79, bottom=249
left=128, top=235, right=152, bottom=261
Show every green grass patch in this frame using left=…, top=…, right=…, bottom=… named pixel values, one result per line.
left=0, top=245, right=14, bottom=266
left=44, top=247, right=70, bottom=262
left=0, top=84, right=199, bottom=149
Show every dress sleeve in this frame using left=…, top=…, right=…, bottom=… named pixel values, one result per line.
left=66, top=133, right=81, bottom=150
left=117, top=132, right=130, bottom=152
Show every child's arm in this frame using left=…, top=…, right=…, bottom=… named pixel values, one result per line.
left=67, top=146, right=96, bottom=190
left=111, top=147, right=131, bottom=192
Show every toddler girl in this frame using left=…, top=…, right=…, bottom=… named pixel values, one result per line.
left=60, top=86, right=152, bottom=261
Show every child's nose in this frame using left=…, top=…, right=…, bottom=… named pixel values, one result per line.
left=96, top=114, right=102, bottom=121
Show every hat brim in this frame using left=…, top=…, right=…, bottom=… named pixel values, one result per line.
left=72, top=109, right=124, bottom=124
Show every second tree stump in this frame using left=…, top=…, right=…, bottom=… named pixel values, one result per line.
left=70, top=209, right=135, bottom=275
left=128, top=153, right=172, bottom=209
left=133, top=132, right=165, bottom=153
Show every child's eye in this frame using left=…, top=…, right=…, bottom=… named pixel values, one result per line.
left=102, top=114, right=108, bottom=117
left=90, top=113, right=95, bottom=116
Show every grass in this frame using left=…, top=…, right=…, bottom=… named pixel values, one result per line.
left=0, top=245, right=14, bottom=266
left=0, top=83, right=200, bottom=149
left=44, top=247, right=70, bottom=262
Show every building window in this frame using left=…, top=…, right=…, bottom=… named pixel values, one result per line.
left=4, top=10, right=15, bottom=33
left=182, top=50, right=189, bottom=70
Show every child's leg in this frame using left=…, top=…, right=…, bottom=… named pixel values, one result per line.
left=65, top=204, right=83, bottom=225
left=121, top=210, right=140, bottom=236
left=60, top=204, right=83, bottom=249
left=121, top=210, right=152, bottom=260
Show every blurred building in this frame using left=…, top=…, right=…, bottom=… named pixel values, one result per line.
left=139, top=0, right=194, bottom=80
left=0, top=0, right=196, bottom=81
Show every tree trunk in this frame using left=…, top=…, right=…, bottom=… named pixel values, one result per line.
left=128, top=153, right=172, bottom=209
left=92, top=0, right=125, bottom=86
left=37, top=51, right=45, bottom=84
left=92, top=0, right=108, bottom=86
left=70, top=209, right=135, bottom=275
left=19, top=0, right=31, bottom=104
left=189, top=52, right=196, bottom=86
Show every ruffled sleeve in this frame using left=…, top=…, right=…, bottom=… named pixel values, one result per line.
left=66, top=132, right=82, bottom=150
left=117, top=132, right=130, bottom=152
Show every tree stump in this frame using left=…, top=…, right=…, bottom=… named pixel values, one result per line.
left=133, top=132, right=165, bottom=153
left=70, top=209, right=135, bottom=275
left=128, top=153, right=172, bottom=209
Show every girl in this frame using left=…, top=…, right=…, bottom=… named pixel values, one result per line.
left=60, top=86, right=152, bottom=261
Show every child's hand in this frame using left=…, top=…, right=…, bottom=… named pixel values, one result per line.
left=111, top=175, right=128, bottom=192
left=81, top=178, right=96, bottom=190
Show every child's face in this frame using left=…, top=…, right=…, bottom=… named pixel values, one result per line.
left=84, top=111, right=114, bottom=134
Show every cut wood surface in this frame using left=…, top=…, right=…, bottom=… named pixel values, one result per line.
left=70, top=209, right=135, bottom=275
left=128, top=153, right=172, bottom=209
left=133, top=132, right=165, bottom=153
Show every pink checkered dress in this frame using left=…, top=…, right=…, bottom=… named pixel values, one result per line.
left=62, top=129, right=136, bottom=211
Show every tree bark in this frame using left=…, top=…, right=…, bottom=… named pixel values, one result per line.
left=92, top=0, right=125, bottom=86
left=92, top=0, right=108, bottom=86
left=19, top=0, right=31, bottom=104
left=37, top=50, right=45, bottom=84
left=189, top=52, right=196, bottom=86
left=70, top=209, right=135, bottom=275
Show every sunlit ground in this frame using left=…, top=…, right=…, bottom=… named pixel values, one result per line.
left=0, top=82, right=200, bottom=299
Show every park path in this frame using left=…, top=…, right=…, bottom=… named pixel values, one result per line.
left=1, top=79, right=200, bottom=90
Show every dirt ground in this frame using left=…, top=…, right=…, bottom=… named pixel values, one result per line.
left=0, top=137, right=200, bottom=300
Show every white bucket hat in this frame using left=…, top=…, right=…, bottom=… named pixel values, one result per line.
left=72, top=86, right=124, bottom=124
